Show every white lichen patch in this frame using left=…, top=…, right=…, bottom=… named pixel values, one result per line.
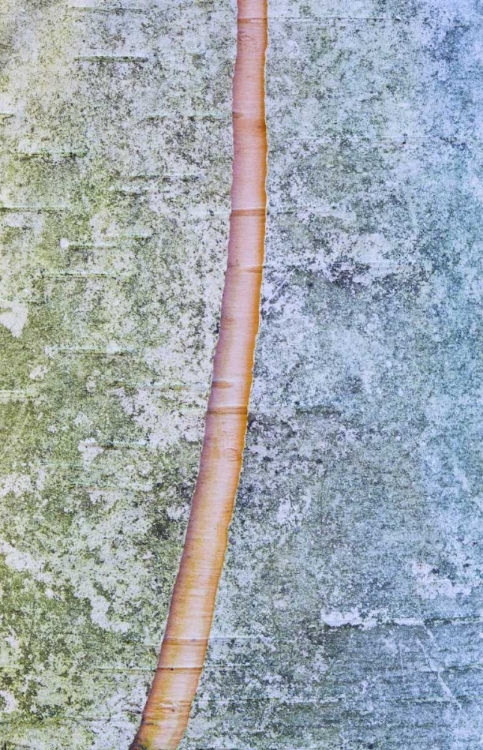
left=29, top=365, right=48, bottom=381
left=320, top=609, right=378, bottom=630
left=0, top=541, right=53, bottom=585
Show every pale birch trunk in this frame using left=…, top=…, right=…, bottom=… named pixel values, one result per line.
left=2, top=1, right=483, bottom=750
left=0, top=2, right=234, bottom=748
left=182, top=1, right=483, bottom=749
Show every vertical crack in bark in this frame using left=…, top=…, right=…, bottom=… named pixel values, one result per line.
left=129, top=1, right=267, bottom=748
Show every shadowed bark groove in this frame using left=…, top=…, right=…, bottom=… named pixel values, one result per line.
left=129, top=2, right=268, bottom=749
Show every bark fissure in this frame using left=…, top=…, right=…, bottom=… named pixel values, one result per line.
left=129, top=2, right=267, bottom=748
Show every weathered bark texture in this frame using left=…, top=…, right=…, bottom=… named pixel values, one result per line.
left=0, top=1, right=234, bottom=749
left=129, top=1, right=267, bottom=748
left=181, top=1, right=483, bottom=749
left=2, top=0, right=483, bottom=749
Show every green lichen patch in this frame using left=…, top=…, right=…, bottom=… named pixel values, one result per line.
left=0, top=1, right=235, bottom=747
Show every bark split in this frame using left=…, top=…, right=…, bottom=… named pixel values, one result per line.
left=129, top=2, right=268, bottom=748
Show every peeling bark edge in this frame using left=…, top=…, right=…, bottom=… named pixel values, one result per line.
left=129, top=2, right=268, bottom=749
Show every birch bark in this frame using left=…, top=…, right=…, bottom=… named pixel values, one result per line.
left=182, top=1, right=483, bottom=748
left=2, top=1, right=483, bottom=749
left=0, top=2, right=234, bottom=748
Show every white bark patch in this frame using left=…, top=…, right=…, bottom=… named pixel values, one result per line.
left=411, top=561, right=473, bottom=599
left=78, top=438, right=104, bottom=467
left=320, top=609, right=378, bottom=630
left=0, top=474, right=32, bottom=498
left=0, top=689, right=18, bottom=713
left=0, top=302, right=28, bottom=338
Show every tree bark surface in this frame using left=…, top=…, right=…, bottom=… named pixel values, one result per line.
left=2, top=1, right=483, bottom=749
left=0, top=2, right=234, bottom=749
left=181, top=1, right=483, bottom=749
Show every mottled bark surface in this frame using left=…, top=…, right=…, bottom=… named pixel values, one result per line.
left=0, top=1, right=234, bottom=748
left=2, top=0, right=483, bottom=749
left=182, top=1, right=483, bottom=749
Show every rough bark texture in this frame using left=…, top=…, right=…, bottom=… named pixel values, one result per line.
left=181, top=1, right=483, bottom=749
left=2, top=0, right=483, bottom=749
left=0, top=1, right=234, bottom=748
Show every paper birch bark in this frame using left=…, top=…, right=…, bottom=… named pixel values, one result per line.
left=0, top=2, right=235, bottom=749
left=181, top=1, right=483, bottom=749
left=2, top=0, right=483, bottom=749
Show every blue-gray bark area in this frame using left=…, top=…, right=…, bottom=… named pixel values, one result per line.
left=182, top=2, right=483, bottom=749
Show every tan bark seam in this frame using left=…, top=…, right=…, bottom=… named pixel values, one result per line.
left=129, top=1, right=267, bottom=748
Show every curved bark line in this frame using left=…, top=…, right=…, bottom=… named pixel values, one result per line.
left=129, top=2, right=267, bottom=749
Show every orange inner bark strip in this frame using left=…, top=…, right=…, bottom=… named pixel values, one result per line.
left=129, top=2, right=268, bottom=748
